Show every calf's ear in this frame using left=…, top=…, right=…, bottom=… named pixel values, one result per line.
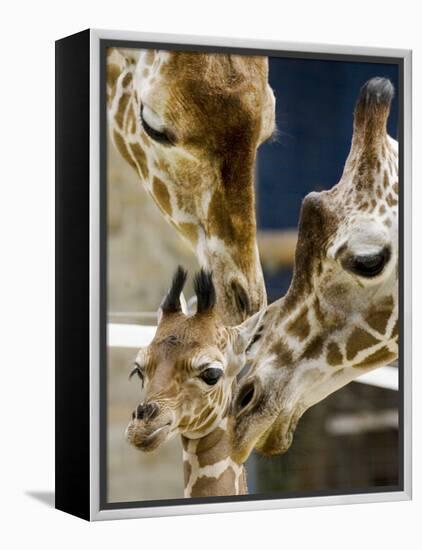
left=232, top=309, right=265, bottom=354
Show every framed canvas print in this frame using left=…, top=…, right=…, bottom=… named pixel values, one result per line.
left=55, top=29, right=412, bottom=521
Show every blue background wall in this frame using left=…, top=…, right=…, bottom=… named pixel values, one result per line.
left=258, top=57, right=399, bottom=300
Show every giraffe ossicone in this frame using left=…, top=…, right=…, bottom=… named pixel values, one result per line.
left=107, top=47, right=276, bottom=325
left=232, top=77, right=399, bottom=462
left=125, top=267, right=263, bottom=497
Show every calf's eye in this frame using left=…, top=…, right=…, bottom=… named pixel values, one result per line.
left=199, top=367, right=223, bottom=386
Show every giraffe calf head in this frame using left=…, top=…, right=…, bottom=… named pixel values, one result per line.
left=125, top=267, right=262, bottom=452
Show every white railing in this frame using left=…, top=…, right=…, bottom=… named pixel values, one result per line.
left=107, top=323, right=399, bottom=392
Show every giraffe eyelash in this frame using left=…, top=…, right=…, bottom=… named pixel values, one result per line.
left=140, top=105, right=175, bottom=146
left=129, top=361, right=145, bottom=387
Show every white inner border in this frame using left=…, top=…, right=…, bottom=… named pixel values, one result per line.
left=89, top=29, right=412, bottom=521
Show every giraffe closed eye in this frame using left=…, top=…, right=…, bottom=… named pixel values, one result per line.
left=140, top=104, right=175, bottom=146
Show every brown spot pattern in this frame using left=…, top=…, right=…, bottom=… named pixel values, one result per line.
left=383, top=169, right=390, bottom=189
left=346, top=327, right=380, bottom=361
left=128, top=142, right=149, bottom=178
left=286, top=306, right=310, bottom=341
left=152, top=177, right=172, bottom=216
left=122, top=71, right=132, bottom=88
left=125, top=106, right=137, bottom=135
left=364, top=295, right=394, bottom=335
left=271, top=339, right=293, bottom=365
left=353, top=346, right=397, bottom=369
left=326, top=341, right=343, bottom=366
left=113, top=130, right=136, bottom=170
left=106, top=63, right=121, bottom=97
left=114, top=92, right=130, bottom=129
left=391, top=319, right=399, bottom=338
left=386, top=193, right=398, bottom=207
left=191, top=467, right=237, bottom=497
left=207, top=188, right=235, bottom=243
left=145, top=50, right=155, bottom=65
left=179, top=222, right=198, bottom=245
left=301, top=334, right=324, bottom=361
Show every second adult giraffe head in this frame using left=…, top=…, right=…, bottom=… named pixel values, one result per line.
left=232, top=77, right=399, bottom=461
left=107, top=48, right=276, bottom=324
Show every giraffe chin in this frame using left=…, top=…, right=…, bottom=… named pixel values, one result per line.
left=254, top=425, right=294, bottom=457
left=231, top=419, right=293, bottom=463
left=125, top=421, right=172, bottom=452
left=254, top=408, right=302, bottom=457
left=232, top=385, right=300, bottom=462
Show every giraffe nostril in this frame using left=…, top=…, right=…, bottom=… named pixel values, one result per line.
left=136, top=402, right=159, bottom=421
left=144, top=402, right=159, bottom=421
left=136, top=404, right=145, bottom=420
left=235, top=381, right=256, bottom=414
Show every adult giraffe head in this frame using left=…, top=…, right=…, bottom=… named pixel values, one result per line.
left=107, top=48, right=276, bottom=324
left=231, top=77, right=399, bottom=462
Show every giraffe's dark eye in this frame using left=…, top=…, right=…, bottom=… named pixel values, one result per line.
left=140, top=105, right=174, bottom=146
left=346, top=248, right=391, bottom=278
left=199, top=367, right=223, bottom=386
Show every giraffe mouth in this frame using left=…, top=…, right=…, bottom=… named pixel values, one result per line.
left=254, top=409, right=302, bottom=457
left=232, top=376, right=296, bottom=462
left=125, top=421, right=172, bottom=452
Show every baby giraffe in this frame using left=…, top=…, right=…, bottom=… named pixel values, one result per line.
left=232, top=77, right=399, bottom=462
left=125, top=267, right=262, bottom=497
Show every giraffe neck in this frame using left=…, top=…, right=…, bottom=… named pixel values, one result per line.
left=251, top=284, right=398, bottom=410
left=238, top=290, right=398, bottom=458
left=181, top=416, right=247, bottom=498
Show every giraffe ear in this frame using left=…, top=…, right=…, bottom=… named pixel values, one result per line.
left=232, top=309, right=265, bottom=354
